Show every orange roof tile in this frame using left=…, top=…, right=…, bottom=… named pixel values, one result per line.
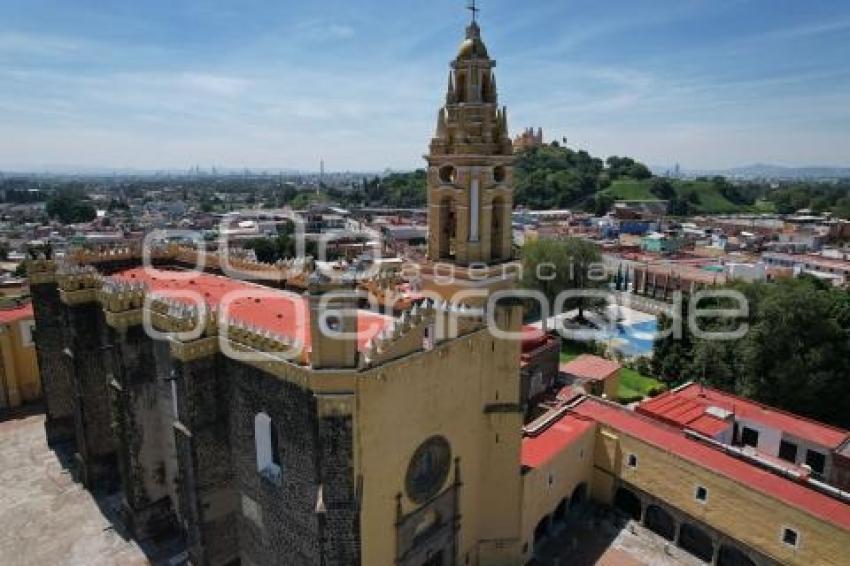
left=560, top=354, right=621, bottom=382
left=0, top=304, right=33, bottom=325
left=113, top=268, right=391, bottom=352
left=522, top=413, right=594, bottom=469
left=639, top=384, right=849, bottom=450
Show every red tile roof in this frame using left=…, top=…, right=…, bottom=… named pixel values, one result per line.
left=522, top=413, right=594, bottom=469
left=573, top=398, right=850, bottom=530
left=113, top=268, right=391, bottom=352
left=560, top=354, right=621, bottom=382
left=639, top=384, right=849, bottom=450
left=688, top=414, right=732, bottom=438
left=0, top=303, right=33, bottom=325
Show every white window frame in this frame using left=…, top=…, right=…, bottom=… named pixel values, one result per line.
left=694, top=485, right=709, bottom=504
left=780, top=526, right=800, bottom=549
left=254, top=412, right=281, bottom=481
left=19, top=320, right=35, bottom=347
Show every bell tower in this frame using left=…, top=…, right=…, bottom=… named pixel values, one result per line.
left=426, top=15, right=514, bottom=267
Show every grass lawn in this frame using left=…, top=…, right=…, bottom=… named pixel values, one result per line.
left=618, top=367, right=665, bottom=402
left=559, top=340, right=593, bottom=363
left=602, top=179, right=655, bottom=201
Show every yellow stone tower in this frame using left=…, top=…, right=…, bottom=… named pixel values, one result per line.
left=426, top=15, right=515, bottom=268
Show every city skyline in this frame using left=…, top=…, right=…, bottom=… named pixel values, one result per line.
left=1, top=0, right=849, bottom=171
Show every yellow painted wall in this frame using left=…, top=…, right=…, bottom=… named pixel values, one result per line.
left=355, top=310, right=523, bottom=566
left=603, top=371, right=619, bottom=401
left=595, top=425, right=850, bottom=566
left=519, top=423, right=595, bottom=563
left=0, top=316, right=41, bottom=408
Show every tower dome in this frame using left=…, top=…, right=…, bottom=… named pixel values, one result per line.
left=457, top=22, right=489, bottom=60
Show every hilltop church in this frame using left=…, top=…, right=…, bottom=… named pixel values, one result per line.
left=26, top=7, right=850, bottom=566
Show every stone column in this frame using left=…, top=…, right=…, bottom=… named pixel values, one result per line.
left=316, top=394, right=360, bottom=565
left=63, top=300, right=117, bottom=489
left=172, top=350, right=238, bottom=566
left=109, top=322, right=181, bottom=540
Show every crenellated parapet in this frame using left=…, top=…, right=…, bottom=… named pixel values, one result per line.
left=68, top=244, right=142, bottom=265
left=57, top=264, right=105, bottom=305
left=358, top=272, right=414, bottom=311
left=224, top=317, right=305, bottom=360
left=65, top=243, right=315, bottom=285
left=362, top=298, right=487, bottom=369
left=363, top=303, right=430, bottom=367
left=429, top=298, right=487, bottom=340
left=98, top=279, right=147, bottom=313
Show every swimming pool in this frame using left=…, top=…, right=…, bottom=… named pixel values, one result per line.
left=550, top=313, right=658, bottom=358
left=606, top=319, right=657, bottom=357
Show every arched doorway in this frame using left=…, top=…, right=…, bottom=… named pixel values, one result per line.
left=439, top=197, right=456, bottom=259
left=614, top=487, right=642, bottom=521
left=679, top=523, right=714, bottom=562
left=718, top=545, right=756, bottom=566
left=644, top=505, right=676, bottom=541
left=569, top=483, right=588, bottom=510
left=490, top=196, right=506, bottom=261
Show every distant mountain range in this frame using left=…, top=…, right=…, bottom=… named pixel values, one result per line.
left=653, top=163, right=850, bottom=181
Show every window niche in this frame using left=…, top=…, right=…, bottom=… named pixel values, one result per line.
left=255, top=411, right=282, bottom=484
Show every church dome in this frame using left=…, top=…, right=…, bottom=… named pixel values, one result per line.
left=457, top=36, right=488, bottom=60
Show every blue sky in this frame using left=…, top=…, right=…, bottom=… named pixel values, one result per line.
left=1, top=0, right=849, bottom=172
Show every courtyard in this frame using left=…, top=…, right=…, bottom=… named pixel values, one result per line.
left=0, top=407, right=178, bottom=566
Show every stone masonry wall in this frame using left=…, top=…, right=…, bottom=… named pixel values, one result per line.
left=29, top=282, right=75, bottom=445
left=228, top=359, right=359, bottom=566
left=172, top=352, right=238, bottom=566
left=61, top=301, right=117, bottom=489
left=108, top=324, right=181, bottom=539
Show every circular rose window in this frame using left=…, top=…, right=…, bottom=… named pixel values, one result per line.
left=405, top=436, right=451, bottom=504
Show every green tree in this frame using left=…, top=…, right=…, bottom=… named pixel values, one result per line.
left=521, top=237, right=605, bottom=322
left=652, top=279, right=850, bottom=428
left=46, top=192, right=97, bottom=224
left=649, top=178, right=676, bottom=200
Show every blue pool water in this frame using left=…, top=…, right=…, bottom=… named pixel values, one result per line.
left=556, top=317, right=658, bottom=358
left=607, top=319, right=657, bottom=357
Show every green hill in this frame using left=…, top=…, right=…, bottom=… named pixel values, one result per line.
left=601, top=178, right=744, bottom=214
left=319, top=142, right=849, bottom=219
left=602, top=179, right=655, bottom=201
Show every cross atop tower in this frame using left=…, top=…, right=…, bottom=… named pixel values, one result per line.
left=467, top=0, right=480, bottom=23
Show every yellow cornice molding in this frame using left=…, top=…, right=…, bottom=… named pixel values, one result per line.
left=104, top=309, right=143, bottom=332
left=59, top=288, right=98, bottom=306
left=169, top=336, right=219, bottom=362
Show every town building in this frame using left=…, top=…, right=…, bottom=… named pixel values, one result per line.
left=559, top=354, right=621, bottom=400
left=0, top=301, right=40, bottom=410
left=638, top=383, right=850, bottom=490
left=512, top=127, right=544, bottom=152
left=762, top=251, right=850, bottom=287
